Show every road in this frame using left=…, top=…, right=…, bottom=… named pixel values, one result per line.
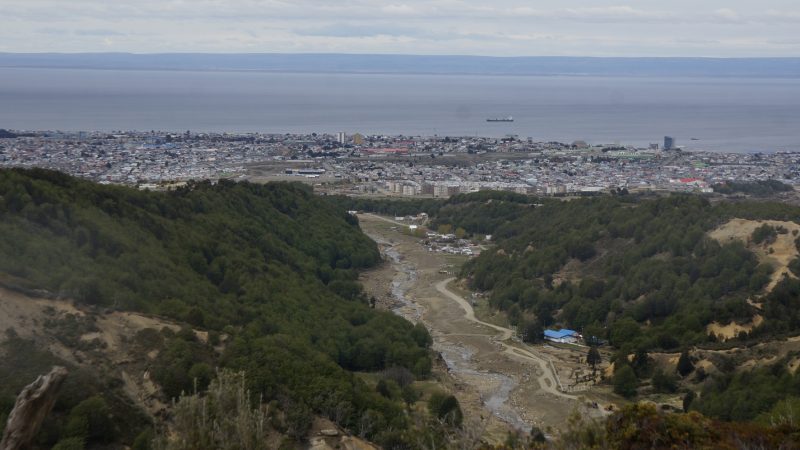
left=435, top=278, right=574, bottom=399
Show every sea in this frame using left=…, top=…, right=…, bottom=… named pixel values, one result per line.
left=1, top=67, right=799, bottom=153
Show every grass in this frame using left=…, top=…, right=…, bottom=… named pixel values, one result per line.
left=547, top=341, right=589, bottom=351
left=447, top=280, right=511, bottom=329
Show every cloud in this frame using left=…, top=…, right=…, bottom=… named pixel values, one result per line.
left=712, top=8, right=742, bottom=23
left=2, top=1, right=800, bottom=56
left=75, top=29, right=127, bottom=37
left=296, top=24, right=427, bottom=39
left=381, top=4, right=419, bottom=15
left=763, top=9, right=800, bottom=23
left=561, top=6, right=670, bottom=22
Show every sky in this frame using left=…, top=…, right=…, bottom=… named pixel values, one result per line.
left=3, top=0, right=800, bottom=57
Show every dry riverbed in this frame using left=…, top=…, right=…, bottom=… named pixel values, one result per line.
left=357, top=214, right=611, bottom=438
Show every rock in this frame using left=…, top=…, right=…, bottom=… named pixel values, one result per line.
left=0, top=366, right=68, bottom=450
left=319, top=428, right=339, bottom=437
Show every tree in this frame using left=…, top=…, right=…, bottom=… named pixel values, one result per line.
left=683, top=391, right=696, bottom=413
left=587, top=346, right=601, bottom=374
left=428, top=392, right=463, bottom=427
left=583, top=322, right=605, bottom=345
left=631, top=348, right=652, bottom=378
left=455, top=227, right=467, bottom=239
left=613, top=365, right=637, bottom=398
left=410, top=323, right=432, bottom=348
left=677, top=350, right=694, bottom=377
left=438, top=224, right=453, bottom=235
left=520, top=320, right=543, bottom=343
left=609, top=318, right=641, bottom=348
left=68, top=395, right=115, bottom=443
left=652, top=369, right=678, bottom=394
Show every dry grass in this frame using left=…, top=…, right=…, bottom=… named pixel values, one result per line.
left=706, top=219, right=800, bottom=340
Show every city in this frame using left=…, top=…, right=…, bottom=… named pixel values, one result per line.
left=2, top=129, right=798, bottom=197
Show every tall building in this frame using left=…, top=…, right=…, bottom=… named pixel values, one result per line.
left=664, top=136, right=675, bottom=150
left=352, top=133, right=364, bottom=146
left=336, top=132, right=346, bottom=145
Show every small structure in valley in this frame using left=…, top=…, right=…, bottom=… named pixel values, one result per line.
left=544, top=329, right=580, bottom=344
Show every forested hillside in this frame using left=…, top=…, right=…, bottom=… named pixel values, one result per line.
left=461, top=194, right=800, bottom=350
left=0, top=169, right=433, bottom=448
left=327, top=189, right=800, bottom=444
left=436, top=192, right=800, bottom=426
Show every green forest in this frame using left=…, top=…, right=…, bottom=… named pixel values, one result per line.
left=0, top=168, right=434, bottom=448
left=457, top=194, right=800, bottom=349
left=351, top=190, right=800, bottom=430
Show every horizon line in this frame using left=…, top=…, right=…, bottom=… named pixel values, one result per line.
left=2, top=51, right=800, bottom=60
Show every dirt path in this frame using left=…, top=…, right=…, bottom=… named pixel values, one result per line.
left=357, top=214, right=603, bottom=433
left=435, top=278, right=572, bottom=399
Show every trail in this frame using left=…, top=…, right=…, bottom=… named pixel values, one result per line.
left=435, top=278, right=574, bottom=399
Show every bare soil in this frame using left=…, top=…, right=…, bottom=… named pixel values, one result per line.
left=707, top=218, right=800, bottom=339
left=357, top=214, right=614, bottom=438
left=0, top=286, right=181, bottom=416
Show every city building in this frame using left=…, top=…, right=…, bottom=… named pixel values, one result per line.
left=664, top=136, right=675, bottom=150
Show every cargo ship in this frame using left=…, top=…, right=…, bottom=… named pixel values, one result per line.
left=487, top=116, right=514, bottom=122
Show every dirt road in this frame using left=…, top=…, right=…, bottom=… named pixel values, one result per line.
left=435, top=278, right=572, bottom=399
left=357, top=214, right=604, bottom=433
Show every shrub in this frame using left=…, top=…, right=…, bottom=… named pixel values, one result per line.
left=613, top=365, right=638, bottom=398
left=52, top=437, right=85, bottom=450
left=427, top=392, right=463, bottom=427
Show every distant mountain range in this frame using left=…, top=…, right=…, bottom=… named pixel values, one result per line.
left=1, top=53, right=799, bottom=78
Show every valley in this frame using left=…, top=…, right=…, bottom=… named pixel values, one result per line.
left=357, top=213, right=611, bottom=437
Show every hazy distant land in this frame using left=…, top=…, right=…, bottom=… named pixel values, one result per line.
left=1, top=53, right=800, bottom=77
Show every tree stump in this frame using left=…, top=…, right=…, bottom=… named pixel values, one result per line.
left=0, top=366, right=68, bottom=450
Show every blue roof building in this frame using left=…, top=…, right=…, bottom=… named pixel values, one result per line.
left=544, top=329, right=580, bottom=343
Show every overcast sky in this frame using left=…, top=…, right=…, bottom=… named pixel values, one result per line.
left=3, top=0, right=800, bottom=57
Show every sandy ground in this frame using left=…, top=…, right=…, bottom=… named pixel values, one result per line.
left=0, top=286, right=182, bottom=416
left=358, top=214, right=611, bottom=437
left=709, top=218, right=800, bottom=293
left=707, top=218, right=800, bottom=339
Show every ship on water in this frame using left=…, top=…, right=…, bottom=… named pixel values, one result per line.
left=486, top=116, right=514, bottom=122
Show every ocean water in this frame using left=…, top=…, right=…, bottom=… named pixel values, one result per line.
left=0, top=67, right=798, bottom=153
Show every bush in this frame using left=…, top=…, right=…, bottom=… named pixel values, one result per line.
left=410, top=323, right=432, bottom=348
left=156, top=370, right=271, bottom=449
left=427, top=392, right=463, bottom=427
left=752, top=224, right=777, bottom=245
left=68, top=395, right=115, bottom=442
left=187, top=362, right=214, bottom=391
left=652, top=369, right=678, bottom=394
left=677, top=351, right=694, bottom=377
left=132, top=428, right=154, bottom=450
left=376, top=379, right=401, bottom=400
left=520, top=320, right=543, bottom=343
left=381, top=366, right=415, bottom=388
left=613, top=365, right=638, bottom=398
left=52, top=437, right=85, bottom=450
left=134, top=328, right=164, bottom=350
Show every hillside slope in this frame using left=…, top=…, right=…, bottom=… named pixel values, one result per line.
left=0, top=169, right=432, bottom=448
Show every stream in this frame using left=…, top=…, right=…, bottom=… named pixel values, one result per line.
left=374, top=237, right=530, bottom=431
